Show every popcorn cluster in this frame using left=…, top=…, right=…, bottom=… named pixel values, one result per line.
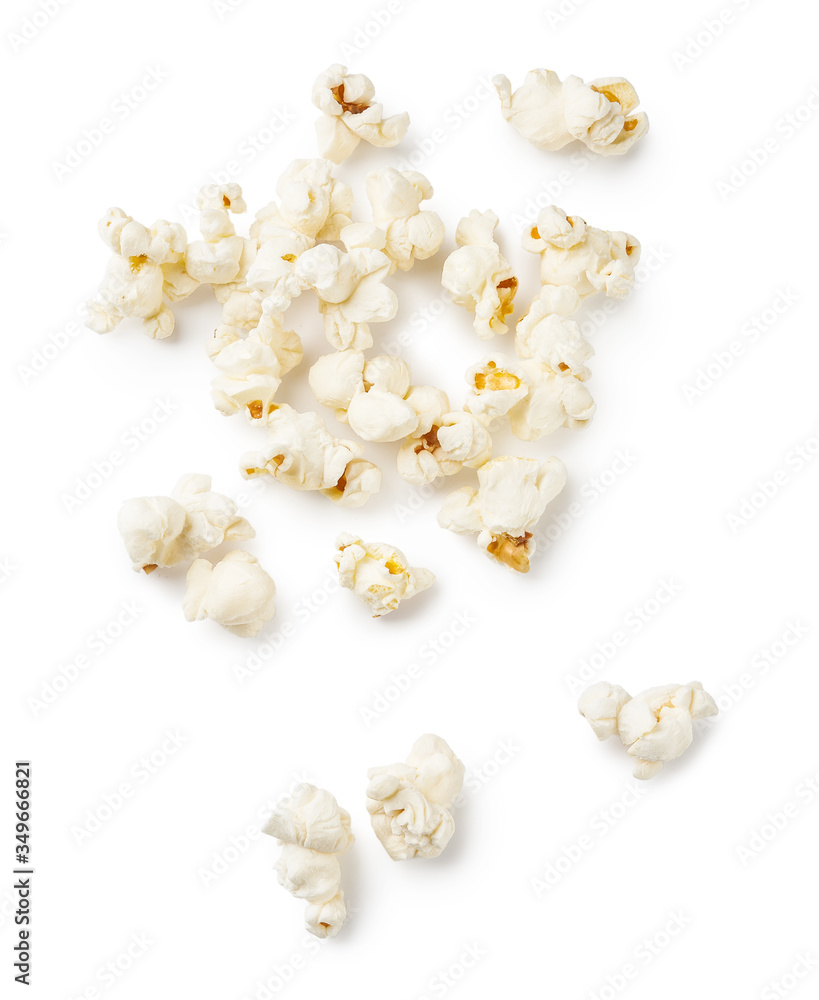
left=94, top=63, right=649, bottom=611
left=262, top=784, right=354, bottom=938
left=578, top=681, right=718, bottom=779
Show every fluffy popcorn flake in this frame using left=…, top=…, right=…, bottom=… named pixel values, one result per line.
left=438, top=455, right=567, bottom=573
left=263, top=784, right=354, bottom=938
left=464, top=356, right=529, bottom=423
left=313, top=64, right=409, bottom=163
left=251, top=159, right=353, bottom=244
left=335, top=533, right=434, bottom=617
left=366, top=735, right=464, bottom=860
left=118, top=474, right=254, bottom=573
left=183, top=550, right=276, bottom=638
left=363, top=167, right=445, bottom=272
left=508, top=360, right=596, bottom=440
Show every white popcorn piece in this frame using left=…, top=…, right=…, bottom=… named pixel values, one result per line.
left=464, top=356, right=529, bottom=423
left=515, top=292, right=593, bottom=380
left=251, top=159, right=353, bottom=245
left=438, top=456, right=567, bottom=573
left=523, top=205, right=640, bottom=300
left=366, top=735, right=464, bottom=860
left=295, top=244, right=398, bottom=351
left=185, top=184, right=252, bottom=286
left=578, top=681, right=718, bottom=779
left=313, top=64, right=409, bottom=163
left=508, top=359, right=596, bottom=440
left=441, top=210, right=518, bottom=339
left=246, top=226, right=315, bottom=318
left=184, top=550, right=276, bottom=638
left=118, top=474, right=254, bottom=573
left=494, top=69, right=649, bottom=156
left=308, top=349, right=366, bottom=421
left=398, top=387, right=492, bottom=485
left=209, top=313, right=302, bottom=422
left=335, top=533, right=434, bottom=617
left=86, top=210, right=194, bottom=340
left=263, top=784, right=354, bottom=938
left=241, top=404, right=381, bottom=507
left=364, top=167, right=445, bottom=273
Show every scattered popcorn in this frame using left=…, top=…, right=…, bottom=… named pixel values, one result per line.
left=508, top=360, right=596, bottom=440
left=241, top=404, right=381, bottom=506
left=493, top=69, right=649, bottom=156
left=438, top=456, right=567, bottom=573
left=441, top=210, right=518, bottom=339
left=398, top=388, right=492, bottom=485
left=579, top=681, right=718, bottom=779
left=185, top=184, right=251, bottom=286
left=86, top=209, right=194, bottom=339
left=263, top=784, right=354, bottom=938
left=313, top=64, right=409, bottom=163
left=523, top=205, right=640, bottom=300
left=251, top=158, right=353, bottom=244
left=118, top=474, right=254, bottom=573
left=184, top=550, right=276, bottom=638
left=335, top=533, right=434, bottom=617
left=366, top=735, right=464, bottom=860
left=464, top=355, right=529, bottom=423
left=363, top=167, right=445, bottom=273
left=294, top=244, right=398, bottom=350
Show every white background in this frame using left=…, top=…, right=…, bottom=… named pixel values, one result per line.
left=3, top=0, right=819, bottom=997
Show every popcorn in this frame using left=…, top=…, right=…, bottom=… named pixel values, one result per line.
left=118, top=474, right=254, bottom=573
left=209, top=314, right=302, bottom=422
left=398, top=388, right=492, bottom=485
left=335, top=533, right=434, bottom=617
left=441, top=210, right=518, bottom=339
left=438, top=456, right=567, bottom=573
left=183, top=550, right=276, bottom=638
left=313, top=64, right=409, bottom=163
left=185, top=184, right=252, bottom=286
left=246, top=226, right=315, bottom=318
left=308, top=349, right=366, bottom=421
left=366, top=735, right=464, bottom=860
left=579, top=681, right=718, bottom=779
left=241, top=404, right=381, bottom=507
left=251, top=159, right=353, bottom=244
left=263, top=784, right=354, bottom=938
left=362, top=167, right=445, bottom=273
left=493, top=69, right=649, bottom=156
left=86, top=209, right=194, bottom=339
left=294, top=244, right=398, bottom=350
left=464, top=356, right=529, bottom=423
left=508, top=360, right=596, bottom=440
left=515, top=292, right=593, bottom=380
left=523, top=205, right=640, bottom=300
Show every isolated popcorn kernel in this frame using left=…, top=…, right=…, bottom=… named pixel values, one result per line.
left=335, top=533, right=435, bottom=617
left=183, top=550, right=276, bottom=638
